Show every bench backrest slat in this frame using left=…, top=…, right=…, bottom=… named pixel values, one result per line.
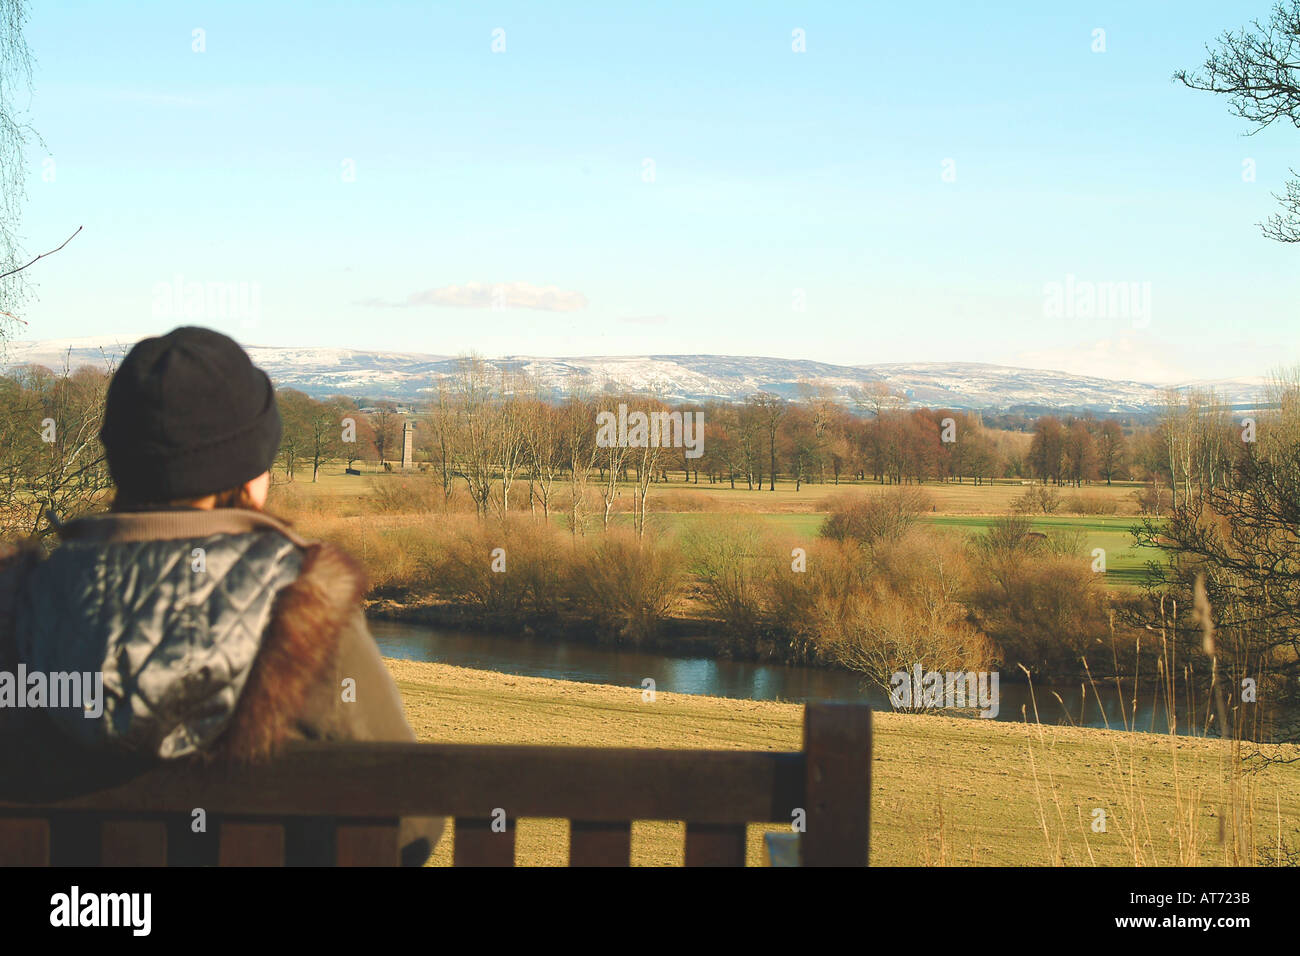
left=684, top=823, right=747, bottom=867
left=0, top=818, right=48, bottom=865
left=454, top=816, right=516, bottom=866
left=49, top=813, right=99, bottom=866
left=568, top=820, right=631, bottom=866
left=336, top=821, right=399, bottom=867
left=219, top=822, right=283, bottom=867
left=101, top=820, right=166, bottom=866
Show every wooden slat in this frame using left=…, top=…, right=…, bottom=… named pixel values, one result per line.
left=453, top=817, right=515, bottom=866
left=218, top=822, right=284, bottom=866
left=801, top=703, right=871, bottom=866
left=569, top=820, right=631, bottom=866
left=0, top=818, right=49, bottom=865
left=49, top=814, right=100, bottom=866
left=101, top=820, right=167, bottom=866
left=0, top=743, right=807, bottom=824
left=284, top=817, right=336, bottom=866
left=684, top=823, right=746, bottom=866
left=166, top=814, right=219, bottom=867
left=336, top=821, right=398, bottom=866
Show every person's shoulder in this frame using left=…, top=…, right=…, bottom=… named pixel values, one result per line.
left=208, top=537, right=368, bottom=763
left=0, top=537, right=43, bottom=615
left=0, top=537, right=43, bottom=574
left=283, top=538, right=367, bottom=608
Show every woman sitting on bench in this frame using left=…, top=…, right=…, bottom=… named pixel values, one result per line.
left=0, top=326, right=442, bottom=866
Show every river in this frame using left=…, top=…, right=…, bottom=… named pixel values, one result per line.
left=370, top=619, right=1214, bottom=736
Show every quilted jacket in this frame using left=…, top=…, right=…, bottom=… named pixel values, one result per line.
left=0, top=507, right=443, bottom=865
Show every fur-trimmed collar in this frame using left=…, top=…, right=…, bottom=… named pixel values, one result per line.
left=208, top=540, right=365, bottom=763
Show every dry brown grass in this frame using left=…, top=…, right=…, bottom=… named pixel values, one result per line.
left=387, top=658, right=1300, bottom=867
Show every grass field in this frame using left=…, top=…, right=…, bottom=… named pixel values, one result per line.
left=274, top=463, right=1146, bottom=517
left=391, top=658, right=1300, bottom=867
left=615, top=512, right=1157, bottom=589
left=276, top=465, right=1158, bottom=589
left=928, top=515, right=1157, bottom=588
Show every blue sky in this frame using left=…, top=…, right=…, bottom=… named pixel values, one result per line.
left=10, top=0, right=1299, bottom=381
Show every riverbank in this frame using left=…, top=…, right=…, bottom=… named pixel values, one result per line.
left=368, top=595, right=1145, bottom=688
left=367, top=594, right=775, bottom=660
left=386, top=657, right=1300, bottom=867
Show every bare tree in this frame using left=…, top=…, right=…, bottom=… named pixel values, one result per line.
left=332, top=397, right=374, bottom=472
left=276, top=389, right=316, bottom=482
left=0, top=4, right=80, bottom=344
left=629, top=399, right=669, bottom=538
left=561, top=391, right=598, bottom=536
left=520, top=383, right=562, bottom=520
left=0, top=359, right=112, bottom=538
left=734, top=400, right=763, bottom=489
left=423, top=376, right=457, bottom=502
left=750, top=392, right=785, bottom=491
left=0, top=0, right=35, bottom=338
left=1132, top=370, right=1300, bottom=744
left=306, top=402, right=341, bottom=482
left=595, top=398, right=632, bottom=531
left=369, top=403, right=401, bottom=467
left=448, top=356, right=495, bottom=516
left=493, top=366, right=528, bottom=515
left=1176, top=2, right=1300, bottom=242
left=797, top=380, right=837, bottom=483
left=1096, top=419, right=1127, bottom=485
left=851, top=383, right=909, bottom=483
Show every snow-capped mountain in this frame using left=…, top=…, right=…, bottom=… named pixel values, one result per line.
left=1, top=337, right=1269, bottom=412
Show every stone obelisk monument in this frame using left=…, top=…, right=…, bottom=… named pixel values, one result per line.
left=400, top=420, right=414, bottom=469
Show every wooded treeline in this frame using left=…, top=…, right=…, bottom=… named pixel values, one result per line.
left=0, top=355, right=1275, bottom=539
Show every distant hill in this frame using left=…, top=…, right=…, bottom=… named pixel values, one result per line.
left=2, top=336, right=1270, bottom=412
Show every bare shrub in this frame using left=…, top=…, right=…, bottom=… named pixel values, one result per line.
left=965, top=548, right=1113, bottom=676
left=1065, top=492, right=1117, bottom=515
left=823, top=530, right=998, bottom=704
left=1132, top=482, right=1171, bottom=516
left=971, top=514, right=1035, bottom=557
left=649, top=490, right=710, bottom=513
left=680, top=516, right=776, bottom=637
left=1012, top=484, right=1061, bottom=515
left=765, top=538, right=868, bottom=661
left=570, top=529, right=683, bottom=643
left=1044, top=528, right=1088, bottom=557
left=820, top=486, right=934, bottom=547
left=300, top=515, right=440, bottom=595
left=266, top=482, right=326, bottom=522
left=431, top=516, right=563, bottom=615
left=356, top=522, right=441, bottom=593
left=366, top=477, right=450, bottom=514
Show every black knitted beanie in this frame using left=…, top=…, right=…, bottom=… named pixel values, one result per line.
left=100, top=327, right=282, bottom=502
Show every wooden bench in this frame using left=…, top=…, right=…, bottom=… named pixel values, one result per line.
left=0, top=703, right=870, bottom=867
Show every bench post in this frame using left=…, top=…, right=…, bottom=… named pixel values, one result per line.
left=801, top=703, right=871, bottom=866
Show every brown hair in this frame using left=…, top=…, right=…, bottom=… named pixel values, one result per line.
left=111, top=485, right=258, bottom=513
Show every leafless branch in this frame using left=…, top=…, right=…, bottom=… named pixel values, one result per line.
left=0, top=224, right=81, bottom=282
